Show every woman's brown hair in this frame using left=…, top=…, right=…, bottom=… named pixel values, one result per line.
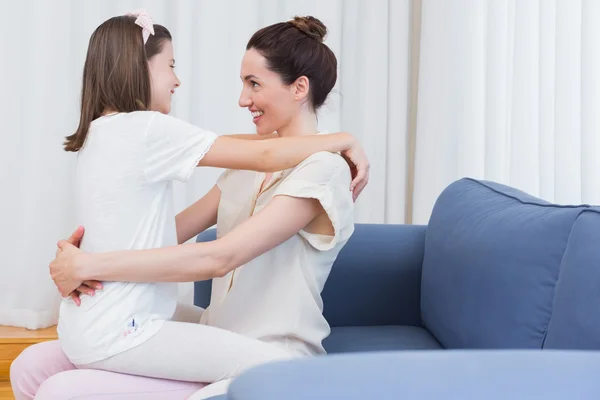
left=64, top=16, right=172, bottom=152
left=246, top=16, right=337, bottom=112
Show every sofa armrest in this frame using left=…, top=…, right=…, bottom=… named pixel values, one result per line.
left=228, top=350, right=600, bottom=400
left=322, top=223, right=426, bottom=327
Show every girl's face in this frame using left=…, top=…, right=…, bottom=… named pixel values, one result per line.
left=238, top=48, right=304, bottom=136
left=148, top=40, right=180, bottom=114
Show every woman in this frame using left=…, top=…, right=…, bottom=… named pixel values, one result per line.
left=12, top=15, right=360, bottom=400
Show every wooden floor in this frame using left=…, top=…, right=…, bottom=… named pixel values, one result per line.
left=0, top=325, right=58, bottom=400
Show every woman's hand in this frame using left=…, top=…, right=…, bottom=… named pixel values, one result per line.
left=50, top=240, right=88, bottom=297
left=68, top=280, right=102, bottom=306
left=54, top=226, right=103, bottom=305
left=340, top=140, right=370, bottom=202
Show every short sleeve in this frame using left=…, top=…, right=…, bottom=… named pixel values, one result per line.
left=144, top=112, right=218, bottom=183
left=273, top=152, right=355, bottom=251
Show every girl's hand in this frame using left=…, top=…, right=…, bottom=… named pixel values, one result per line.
left=340, top=141, right=370, bottom=202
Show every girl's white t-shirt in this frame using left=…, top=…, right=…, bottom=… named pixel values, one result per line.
left=200, top=151, right=355, bottom=357
left=57, top=111, right=217, bottom=365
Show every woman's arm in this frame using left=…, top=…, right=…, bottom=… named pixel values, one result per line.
left=50, top=195, right=323, bottom=295
left=175, top=185, right=221, bottom=244
left=62, top=185, right=221, bottom=305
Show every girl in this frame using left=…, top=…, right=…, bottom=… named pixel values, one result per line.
left=12, top=13, right=364, bottom=400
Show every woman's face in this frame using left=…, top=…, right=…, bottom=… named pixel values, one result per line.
left=238, top=48, right=301, bottom=135
left=148, top=40, right=181, bottom=114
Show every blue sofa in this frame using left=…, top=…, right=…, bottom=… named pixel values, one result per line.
left=195, top=178, right=600, bottom=399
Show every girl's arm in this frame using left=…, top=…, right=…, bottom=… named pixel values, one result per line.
left=51, top=195, right=323, bottom=295
left=223, top=133, right=278, bottom=140
left=175, top=185, right=221, bottom=244
left=149, top=114, right=369, bottom=199
left=201, top=133, right=354, bottom=172
left=199, top=133, right=368, bottom=195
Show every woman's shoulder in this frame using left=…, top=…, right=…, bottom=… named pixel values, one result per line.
left=291, top=151, right=350, bottom=183
left=302, top=150, right=345, bottom=164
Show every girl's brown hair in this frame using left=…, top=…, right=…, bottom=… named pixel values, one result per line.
left=64, top=16, right=172, bottom=152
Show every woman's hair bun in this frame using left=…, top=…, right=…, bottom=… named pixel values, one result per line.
left=288, top=15, right=327, bottom=43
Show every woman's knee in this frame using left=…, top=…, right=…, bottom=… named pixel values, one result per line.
left=10, top=340, right=74, bottom=400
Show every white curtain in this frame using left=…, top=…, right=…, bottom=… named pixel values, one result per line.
left=0, top=0, right=412, bottom=329
left=413, top=0, right=600, bottom=224
left=2, top=0, right=598, bottom=329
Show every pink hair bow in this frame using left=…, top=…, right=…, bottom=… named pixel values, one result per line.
left=126, top=9, right=155, bottom=44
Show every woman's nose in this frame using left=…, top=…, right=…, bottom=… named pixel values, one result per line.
left=238, top=92, right=251, bottom=108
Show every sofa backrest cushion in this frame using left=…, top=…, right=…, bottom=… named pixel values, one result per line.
left=421, top=178, right=588, bottom=348
left=544, top=208, right=600, bottom=349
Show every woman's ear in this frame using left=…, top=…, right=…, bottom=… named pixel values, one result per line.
left=292, top=76, right=310, bottom=102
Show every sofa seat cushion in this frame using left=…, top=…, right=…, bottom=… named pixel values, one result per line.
left=323, top=325, right=442, bottom=353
